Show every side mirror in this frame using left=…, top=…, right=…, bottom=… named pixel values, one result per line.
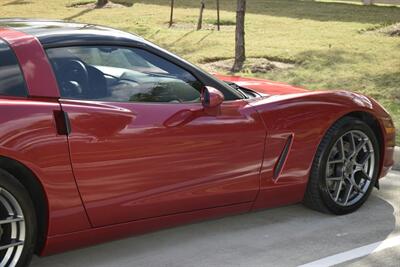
left=201, top=86, right=224, bottom=109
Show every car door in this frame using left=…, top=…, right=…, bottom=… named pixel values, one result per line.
left=46, top=45, right=266, bottom=227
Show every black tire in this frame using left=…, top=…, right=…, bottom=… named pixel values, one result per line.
left=303, top=117, right=380, bottom=215
left=0, top=169, right=37, bottom=267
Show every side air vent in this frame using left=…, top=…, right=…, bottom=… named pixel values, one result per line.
left=273, top=134, right=293, bottom=179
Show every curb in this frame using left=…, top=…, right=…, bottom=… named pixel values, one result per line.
left=394, top=146, right=400, bottom=171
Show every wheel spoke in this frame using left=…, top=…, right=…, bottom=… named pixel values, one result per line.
left=343, top=184, right=354, bottom=205
left=334, top=181, right=344, bottom=201
left=325, top=130, right=375, bottom=207
left=353, top=139, right=368, bottom=158
left=350, top=132, right=357, bottom=156
left=358, top=151, right=373, bottom=166
left=328, top=159, right=344, bottom=164
left=0, top=240, right=24, bottom=251
left=353, top=182, right=363, bottom=193
left=0, top=216, right=23, bottom=225
left=0, top=187, right=26, bottom=266
left=360, top=170, right=372, bottom=181
left=346, top=175, right=364, bottom=192
left=339, top=137, right=346, bottom=161
left=327, top=176, right=342, bottom=181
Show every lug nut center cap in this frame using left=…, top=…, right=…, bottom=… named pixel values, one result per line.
left=344, top=162, right=354, bottom=176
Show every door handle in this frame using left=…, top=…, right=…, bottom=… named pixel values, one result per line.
left=53, top=110, right=72, bottom=136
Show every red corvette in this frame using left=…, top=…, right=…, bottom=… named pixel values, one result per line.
left=0, top=19, right=395, bottom=266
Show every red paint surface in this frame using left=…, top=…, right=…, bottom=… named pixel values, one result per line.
left=0, top=98, right=91, bottom=235
left=0, top=29, right=394, bottom=257
left=202, top=86, right=225, bottom=108
left=42, top=202, right=252, bottom=255
left=0, top=28, right=60, bottom=98
left=0, top=29, right=90, bottom=237
left=215, top=74, right=308, bottom=95
left=60, top=99, right=265, bottom=227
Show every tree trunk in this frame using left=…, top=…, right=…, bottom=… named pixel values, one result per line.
left=96, top=0, right=108, bottom=7
left=216, top=0, right=220, bottom=31
left=197, top=1, right=205, bottom=30
left=169, top=0, right=174, bottom=28
left=232, top=0, right=246, bottom=72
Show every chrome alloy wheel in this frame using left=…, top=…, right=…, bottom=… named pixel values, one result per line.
left=0, top=187, right=25, bottom=267
left=325, top=130, right=375, bottom=207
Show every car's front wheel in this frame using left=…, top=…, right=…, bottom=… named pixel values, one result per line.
left=304, top=117, right=380, bottom=214
left=0, top=169, right=36, bottom=267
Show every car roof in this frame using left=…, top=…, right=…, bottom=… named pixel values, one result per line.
left=0, top=18, right=245, bottom=100
left=0, top=18, right=143, bottom=47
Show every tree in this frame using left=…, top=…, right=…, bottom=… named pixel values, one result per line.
left=197, top=0, right=205, bottom=30
left=216, top=0, right=220, bottom=31
left=96, top=0, right=108, bottom=7
left=169, top=0, right=175, bottom=27
left=232, top=0, right=246, bottom=72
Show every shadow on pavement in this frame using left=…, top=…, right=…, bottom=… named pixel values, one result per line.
left=32, top=190, right=396, bottom=267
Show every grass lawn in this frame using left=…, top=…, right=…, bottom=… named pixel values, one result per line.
left=0, top=0, right=399, bottom=143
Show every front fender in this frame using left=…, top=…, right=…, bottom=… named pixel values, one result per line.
left=247, top=90, right=394, bottom=210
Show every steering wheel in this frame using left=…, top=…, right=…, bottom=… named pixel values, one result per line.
left=58, top=59, right=90, bottom=97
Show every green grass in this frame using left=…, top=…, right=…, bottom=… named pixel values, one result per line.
left=0, top=0, right=399, bottom=143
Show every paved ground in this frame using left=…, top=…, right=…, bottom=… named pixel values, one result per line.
left=32, top=171, right=400, bottom=267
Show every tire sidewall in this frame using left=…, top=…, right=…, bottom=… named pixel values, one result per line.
left=317, top=118, right=380, bottom=215
left=0, top=169, right=37, bottom=267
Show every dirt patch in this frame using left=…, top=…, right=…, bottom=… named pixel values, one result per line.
left=205, top=19, right=236, bottom=26
left=378, top=23, right=400, bottom=36
left=201, top=58, right=295, bottom=74
left=69, top=1, right=126, bottom=9
left=168, top=22, right=234, bottom=31
left=361, top=23, right=400, bottom=37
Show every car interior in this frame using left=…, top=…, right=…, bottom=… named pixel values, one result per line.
left=46, top=46, right=203, bottom=103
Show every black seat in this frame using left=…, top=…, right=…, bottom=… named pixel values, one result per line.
left=56, top=59, right=90, bottom=98
left=85, top=65, right=108, bottom=99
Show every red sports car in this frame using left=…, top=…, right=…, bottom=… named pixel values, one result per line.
left=0, top=19, right=395, bottom=267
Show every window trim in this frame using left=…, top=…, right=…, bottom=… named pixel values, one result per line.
left=46, top=45, right=205, bottom=104
left=44, top=41, right=244, bottom=103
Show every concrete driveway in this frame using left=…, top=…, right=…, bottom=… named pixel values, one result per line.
left=32, top=171, right=400, bottom=267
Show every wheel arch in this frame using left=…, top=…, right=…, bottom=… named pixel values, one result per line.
left=0, top=155, right=48, bottom=254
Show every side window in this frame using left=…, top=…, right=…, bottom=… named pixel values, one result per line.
left=46, top=46, right=203, bottom=103
left=0, top=39, right=28, bottom=97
